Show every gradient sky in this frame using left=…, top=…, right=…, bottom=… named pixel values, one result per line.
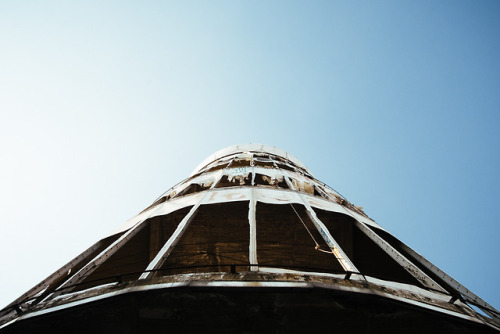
left=0, top=1, right=499, bottom=312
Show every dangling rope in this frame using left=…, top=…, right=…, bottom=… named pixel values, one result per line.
left=289, top=203, right=333, bottom=254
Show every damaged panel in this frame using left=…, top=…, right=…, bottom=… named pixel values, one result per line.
left=230, top=158, right=252, bottom=169
left=278, top=169, right=317, bottom=195
left=173, top=173, right=218, bottom=198
left=215, top=171, right=252, bottom=188
left=274, top=162, right=295, bottom=172
left=290, top=178, right=314, bottom=194
left=254, top=173, right=289, bottom=189
left=191, top=144, right=310, bottom=177
left=253, top=158, right=275, bottom=168
left=252, top=167, right=289, bottom=189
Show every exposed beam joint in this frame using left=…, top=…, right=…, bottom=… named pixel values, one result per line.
left=48, top=221, right=150, bottom=300
left=139, top=160, right=234, bottom=280
left=398, top=242, right=500, bottom=323
left=354, top=221, right=447, bottom=293
left=282, top=174, right=358, bottom=273
left=0, top=239, right=105, bottom=314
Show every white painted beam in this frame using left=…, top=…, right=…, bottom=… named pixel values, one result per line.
left=47, top=218, right=151, bottom=300
left=398, top=242, right=500, bottom=322
left=0, top=239, right=106, bottom=313
left=282, top=174, right=358, bottom=273
left=354, top=220, right=447, bottom=293
left=248, top=162, right=258, bottom=271
left=139, top=162, right=232, bottom=280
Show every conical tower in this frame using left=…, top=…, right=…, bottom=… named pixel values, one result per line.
left=1, top=144, right=499, bottom=333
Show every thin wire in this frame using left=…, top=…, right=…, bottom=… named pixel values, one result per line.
left=289, top=203, right=317, bottom=245
left=289, top=203, right=333, bottom=254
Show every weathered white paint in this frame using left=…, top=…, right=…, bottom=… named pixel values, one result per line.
left=248, top=164, right=258, bottom=271
left=8, top=278, right=488, bottom=331
left=139, top=169, right=227, bottom=280
left=354, top=220, right=447, bottom=293
left=191, top=144, right=310, bottom=176
left=282, top=174, right=358, bottom=273
left=111, top=187, right=382, bottom=236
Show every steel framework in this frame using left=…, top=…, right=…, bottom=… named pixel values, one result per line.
left=1, top=144, right=498, bottom=333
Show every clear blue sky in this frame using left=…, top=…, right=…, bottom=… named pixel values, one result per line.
left=0, top=1, right=499, bottom=311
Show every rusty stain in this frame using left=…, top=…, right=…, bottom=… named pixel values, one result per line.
left=223, top=192, right=247, bottom=201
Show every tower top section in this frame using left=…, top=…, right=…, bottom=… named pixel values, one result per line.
left=191, top=144, right=310, bottom=176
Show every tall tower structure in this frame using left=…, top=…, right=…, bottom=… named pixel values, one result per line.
left=0, top=144, right=498, bottom=333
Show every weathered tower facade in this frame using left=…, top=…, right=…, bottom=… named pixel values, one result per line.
left=1, top=144, right=499, bottom=333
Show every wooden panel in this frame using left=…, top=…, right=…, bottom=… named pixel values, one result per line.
left=160, top=201, right=250, bottom=275
left=256, top=203, right=344, bottom=273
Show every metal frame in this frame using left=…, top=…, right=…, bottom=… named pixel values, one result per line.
left=139, top=160, right=234, bottom=280
left=398, top=242, right=500, bottom=322
left=313, top=181, right=448, bottom=292
left=4, top=146, right=498, bottom=330
left=353, top=220, right=447, bottom=292
left=0, top=239, right=107, bottom=315
left=281, top=174, right=358, bottom=273
left=47, top=218, right=151, bottom=300
left=6, top=277, right=492, bottom=331
left=138, top=194, right=207, bottom=280
left=248, top=160, right=258, bottom=271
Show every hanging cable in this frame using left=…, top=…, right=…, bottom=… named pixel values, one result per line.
left=289, top=203, right=333, bottom=254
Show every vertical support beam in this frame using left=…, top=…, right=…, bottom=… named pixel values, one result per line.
left=139, top=164, right=231, bottom=280
left=248, top=161, right=258, bottom=271
left=354, top=220, right=447, bottom=293
left=282, top=174, right=358, bottom=273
